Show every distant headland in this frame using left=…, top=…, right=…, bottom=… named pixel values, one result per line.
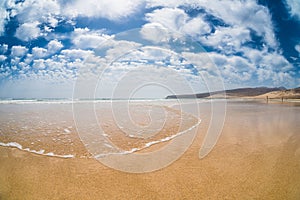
left=166, top=87, right=300, bottom=99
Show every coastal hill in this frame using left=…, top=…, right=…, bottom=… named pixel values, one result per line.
left=255, top=87, right=300, bottom=99
left=166, top=87, right=300, bottom=99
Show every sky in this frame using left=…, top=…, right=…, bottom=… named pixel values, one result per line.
left=0, top=0, right=299, bottom=98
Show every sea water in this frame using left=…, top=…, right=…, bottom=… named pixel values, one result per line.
left=0, top=99, right=201, bottom=159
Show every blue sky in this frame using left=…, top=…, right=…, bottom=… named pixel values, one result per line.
left=0, top=0, right=299, bottom=98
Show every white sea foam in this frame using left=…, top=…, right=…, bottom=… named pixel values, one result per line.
left=0, top=142, right=22, bottom=149
left=64, top=128, right=71, bottom=134
left=0, top=100, right=74, bottom=104
left=0, top=99, right=177, bottom=105
left=0, top=141, right=75, bottom=158
left=104, top=143, right=113, bottom=148
left=94, top=118, right=201, bottom=158
left=0, top=118, right=200, bottom=160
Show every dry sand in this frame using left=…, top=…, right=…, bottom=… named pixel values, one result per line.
left=1, top=100, right=300, bottom=199
left=255, top=90, right=300, bottom=99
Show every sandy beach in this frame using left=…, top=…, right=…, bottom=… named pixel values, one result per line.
left=0, top=100, right=300, bottom=199
left=1, top=0, right=300, bottom=199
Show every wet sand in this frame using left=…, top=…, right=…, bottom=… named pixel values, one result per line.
left=1, top=100, right=300, bottom=199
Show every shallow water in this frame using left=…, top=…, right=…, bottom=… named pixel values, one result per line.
left=0, top=99, right=299, bottom=159
left=0, top=100, right=200, bottom=159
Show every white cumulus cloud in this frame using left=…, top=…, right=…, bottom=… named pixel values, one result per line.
left=71, top=28, right=111, bottom=49
left=0, top=1, right=9, bottom=36
left=0, top=44, right=8, bottom=54
left=60, top=49, right=93, bottom=61
left=145, top=7, right=211, bottom=37
left=64, top=0, right=142, bottom=21
left=11, top=46, right=28, bottom=57
left=32, top=47, right=48, bottom=59
left=3, top=0, right=61, bottom=39
left=9, top=0, right=60, bottom=24
left=146, top=0, right=277, bottom=49
left=15, top=21, right=41, bottom=41
left=47, top=40, right=63, bottom=54
left=295, top=44, right=300, bottom=54
left=285, top=0, right=300, bottom=19
left=197, top=0, right=277, bottom=49
left=0, top=55, right=6, bottom=62
left=140, top=23, right=173, bottom=43
left=201, top=26, right=251, bottom=54
left=33, top=59, right=46, bottom=70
